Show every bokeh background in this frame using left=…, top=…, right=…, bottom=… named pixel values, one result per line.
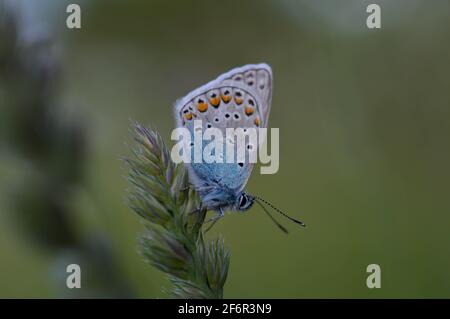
left=1, top=0, right=449, bottom=298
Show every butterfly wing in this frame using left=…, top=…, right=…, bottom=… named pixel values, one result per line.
left=175, top=63, right=272, bottom=128
left=174, top=63, right=273, bottom=197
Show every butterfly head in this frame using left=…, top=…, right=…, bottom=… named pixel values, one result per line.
left=234, top=192, right=305, bottom=233
left=236, top=192, right=255, bottom=211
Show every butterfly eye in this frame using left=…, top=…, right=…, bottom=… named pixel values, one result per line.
left=239, top=194, right=247, bottom=207
left=238, top=194, right=253, bottom=211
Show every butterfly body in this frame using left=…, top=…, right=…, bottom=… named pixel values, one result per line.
left=174, top=63, right=273, bottom=215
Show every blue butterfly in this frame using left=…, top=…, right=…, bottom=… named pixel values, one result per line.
left=174, top=63, right=304, bottom=232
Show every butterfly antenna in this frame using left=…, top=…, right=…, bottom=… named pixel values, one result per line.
left=254, top=196, right=306, bottom=227
left=254, top=200, right=288, bottom=234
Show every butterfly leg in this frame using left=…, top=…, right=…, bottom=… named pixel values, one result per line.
left=204, top=207, right=224, bottom=233
left=181, top=184, right=215, bottom=192
left=180, top=183, right=197, bottom=192
left=189, top=206, right=202, bottom=215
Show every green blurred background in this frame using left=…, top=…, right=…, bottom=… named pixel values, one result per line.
left=0, top=0, right=449, bottom=298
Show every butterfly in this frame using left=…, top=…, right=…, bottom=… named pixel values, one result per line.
left=174, top=63, right=304, bottom=232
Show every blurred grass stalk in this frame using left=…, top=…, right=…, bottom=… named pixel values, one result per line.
left=0, top=2, right=131, bottom=297
left=125, top=124, right=230, bottom=298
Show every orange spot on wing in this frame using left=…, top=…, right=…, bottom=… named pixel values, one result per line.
left=221, top=95, right=231, bottom=103
left=235, top=97, right=243, bottom=105
left=209, top=97, right=220, bottom=107
left=197, top=102, right=208, bottom=112
left=254, top=117, right=260, bottom=126
left=245, top=106, right=254, bottom=116
left=185, top=113, right=193, bottom=120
